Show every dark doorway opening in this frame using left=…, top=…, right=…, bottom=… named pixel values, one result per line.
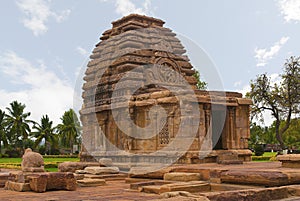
left=212, top=109, right=226, bottom=150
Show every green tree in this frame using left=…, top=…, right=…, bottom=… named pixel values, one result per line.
left=193, top=69, right=207, bottom=90
left=248, top=56, right=300, bottom=149
left=5, top=101, right=35, bottom=149
left=0, top=109, right=8, bottom=154
left=31, top=115, right=58, bottom=155
left=249, top=122, right=276, bottom=149
left=57, top=109, right=81, bottom=154
left=280, top=118, right=300, bottom=149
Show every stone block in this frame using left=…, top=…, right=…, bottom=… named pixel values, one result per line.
left=0, top=172, right=15, bottom=188
left=84, top=166, right=119, bottom=175
left=46, top=172, right=77, bottom=191
left=74, top=173, right=84, bottom=180
left=4, top=181, right=31, bottom=192
left=220, top=170, right=290, bottom=187
left=277, top=154, right=300, bottom=168
left=28, top=174, right=47, bottom=193
left=159, top=181, right=210, bottom=193
left=170, top=168, right=210, bottom=181
left=129, top=166, right=173, bottom=179
left=58, top=162, right=100, bottom=173
left=28, top=172, right=77, bottom=192
left=164, top=173, right=201, bottom=182
left=161, top=191, right=210, bottom=201
left=77, top=179, right=106, bottom=187
left=99, top=158, right=113, bottom=167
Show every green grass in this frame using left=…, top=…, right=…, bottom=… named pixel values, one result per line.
left=262, top=152, right=277, bottom=157
left=45, top=167, right=58, bottom=172
left=251, top=152, right=277, bottom=162
left=0, top=157, right=80, bottom=172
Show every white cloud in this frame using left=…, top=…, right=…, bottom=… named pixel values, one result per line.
left=0, top=51, right=74, bottom=125
left=76, top=46, right=89, bottom=57
left=254, top=36, right=289, bottom=67
left=278, top=0, right=300, bottom=23
left=102, top=0, right=153, bottom=16
left=234, top=80, right=242, bottom=87
left=16, top=0, right=71, bottom=36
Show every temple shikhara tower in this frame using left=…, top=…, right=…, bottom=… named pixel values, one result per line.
left=80, top=14, right=252, bottom=165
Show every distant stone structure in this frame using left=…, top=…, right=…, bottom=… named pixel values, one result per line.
left=80, top=14, right=252, bottom=165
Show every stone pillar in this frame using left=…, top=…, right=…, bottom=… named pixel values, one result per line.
left=203, top=104, right=211, bottom=138
left=228, top=107, right=236, bottom=149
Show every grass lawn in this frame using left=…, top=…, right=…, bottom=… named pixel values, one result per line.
left=0, top=157, right=80, bottom=172
left=263, top=152, right=277, bottom=157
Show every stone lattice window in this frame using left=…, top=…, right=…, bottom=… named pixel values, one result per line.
left=159, top=119, right=169, bottom=144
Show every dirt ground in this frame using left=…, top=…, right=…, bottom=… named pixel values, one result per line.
left=0, top=180, right=161, bottom=201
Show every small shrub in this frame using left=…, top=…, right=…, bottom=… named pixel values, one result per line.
left=251, top=156, right=271, bottom=161
left=254, top=144, right=265, bottom=156
left=44, top=163, right=58, bottom=168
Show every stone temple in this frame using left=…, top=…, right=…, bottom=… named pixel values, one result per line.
left=80, top=14, right=252, bottom=165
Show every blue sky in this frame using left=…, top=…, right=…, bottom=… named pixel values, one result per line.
left=0, top=0, right=299, bottom=125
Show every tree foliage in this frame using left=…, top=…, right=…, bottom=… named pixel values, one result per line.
left=5, top=101, right=35, bottom=149
left=31, top=115, right=58, bottom=154
left=57, top=109, right=81, bottom=154
left=0, top=100, right=81, bottom=156
left=248, top=56, right=300, bottom=148
left=0, top=109, right=8, bottom=154
left=193, top=69, right=207, bottom=90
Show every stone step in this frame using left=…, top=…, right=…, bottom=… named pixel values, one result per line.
left=84, top=173, right=127, bottom=181
left=164, top=172, right=202, bottom=182
left=140, top=181, right=210, bottom=194
left=77, top=179, right=106, bottom=187
left=84, top=166, right=119, bottom=175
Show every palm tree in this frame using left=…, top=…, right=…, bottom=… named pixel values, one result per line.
left=57, top=109, right=81, bottom=154
left=5, top=101, right=35, bottom=149
left=0, top=109, right=8, bottom=154
left=31, top=115, right=58, bottom=155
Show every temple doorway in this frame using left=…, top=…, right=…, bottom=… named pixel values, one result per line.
left=212, top=109, right=227, bottom=150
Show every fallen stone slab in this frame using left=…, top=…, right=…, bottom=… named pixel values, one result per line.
left=77, top=179, right=106, bottom=187
left=159, top=181, right=210, bottom=194
left=4, top=181, right=31, bottom=192
left=220, top=170, right=290, bottom=187
left=130, top=180, right=174, bottom=190
left=84, top=166, right=119, bottom=175
left=161, top=191, right=210, bottom=200
left=125, top=177, right=154, bottom=184
left=141, top=181, right=210, bottom=194
left=149, top=196, right=210, bottom=201
left=204, top=186, right=290, bottom=201
left=170, top=168, right=210, bottom=181
left=164, top=173, right=201, bottom=182
left=84, top=173, right=127, bottom=181
left=58, top=162, right=101, bottom=173
left=129, top=166, right=173, bottom=179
